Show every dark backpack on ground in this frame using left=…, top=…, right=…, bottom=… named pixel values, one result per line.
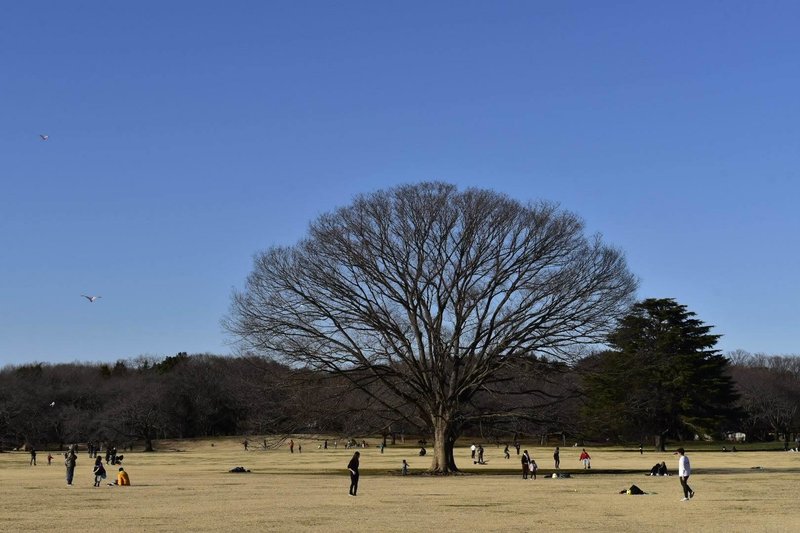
left=627, top=484, right=646, bottom=495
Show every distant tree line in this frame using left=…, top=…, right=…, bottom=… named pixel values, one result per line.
left=2, top=343, right=797, bottom=453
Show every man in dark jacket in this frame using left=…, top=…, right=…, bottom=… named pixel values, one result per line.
left=521, top=450, right=531, bottom=479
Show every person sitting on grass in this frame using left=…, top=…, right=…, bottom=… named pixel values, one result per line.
left=648, top=461, right=669, bottom=476
left=115, top=467, right=130, bottom=486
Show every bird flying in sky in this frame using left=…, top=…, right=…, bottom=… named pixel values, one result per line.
left=81, top=295, right=101, bottom=302
left=39, top=134, right=49, bottom=141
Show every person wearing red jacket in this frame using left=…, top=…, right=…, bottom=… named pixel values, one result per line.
left=579, top=448, right=591, bottom=469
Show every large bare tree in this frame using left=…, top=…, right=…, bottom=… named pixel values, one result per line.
left=226, top=182, right=636, bottom=472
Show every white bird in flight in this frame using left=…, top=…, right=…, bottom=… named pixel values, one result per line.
left=50, top=401, right=56, bottom=407
left=81, top=295, right=102, bottom=303
left=39, top=134, right=49, bottom=141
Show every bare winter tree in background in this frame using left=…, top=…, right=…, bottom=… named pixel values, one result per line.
left=226, top=182, right=636, bottom=473
left=729, top=351, right=800, bottom=447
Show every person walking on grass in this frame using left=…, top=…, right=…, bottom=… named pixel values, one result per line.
left=504, top=444, right=510, bottom=459
left=677, top=448, right=694, bottom=501
left=92, top=457, right=107, bottom=487
left=554, top=447, right=560, bottom=469
left=29, top=447, right=36, bottom=466
left=347, top=451, right=360, bottom=496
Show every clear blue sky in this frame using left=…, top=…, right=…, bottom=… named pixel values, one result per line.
left=2, top=1, right=798, bottom=366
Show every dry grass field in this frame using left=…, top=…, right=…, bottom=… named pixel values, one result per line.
left=1, top=438, right=798, bottom=532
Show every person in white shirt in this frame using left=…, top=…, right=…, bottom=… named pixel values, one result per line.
left=676, top=448, right=694, bottom=501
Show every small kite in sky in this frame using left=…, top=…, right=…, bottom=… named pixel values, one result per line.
left=81, top=295, right=102, bottom=302
left=39, top=134, right=49, bottom=141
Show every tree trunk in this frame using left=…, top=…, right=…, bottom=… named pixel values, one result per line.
left=430, top=416, right=458, bottom=474
left=655, top=432, right=667, bottom=452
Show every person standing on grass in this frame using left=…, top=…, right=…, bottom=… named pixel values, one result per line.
left=29, top=447, right=36, bottom=466
left=579, top=448, right=591, bottom=469
left=553, top=447, right=560, bottom=469
left=347, top=451, right=360, bottom=496
left=64, top=444, right=78, bottom=485
left=677, top=448, right=694, bottom=501
left=521, top=450, right=531, bottom=479
left=529, top=456, right=538, bottom=480
left=47, top=453, right=53, bottom=466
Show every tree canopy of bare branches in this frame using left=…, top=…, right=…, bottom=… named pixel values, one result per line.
left=226, top=182, right=636, bottom=472
left=728, top=351, right=800, bottom=447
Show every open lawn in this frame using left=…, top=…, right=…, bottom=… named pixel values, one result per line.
left=1, top=438, right=798, bottom=532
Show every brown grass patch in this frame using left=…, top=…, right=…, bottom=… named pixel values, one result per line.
left=2, top=440, right=798, bottom=532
